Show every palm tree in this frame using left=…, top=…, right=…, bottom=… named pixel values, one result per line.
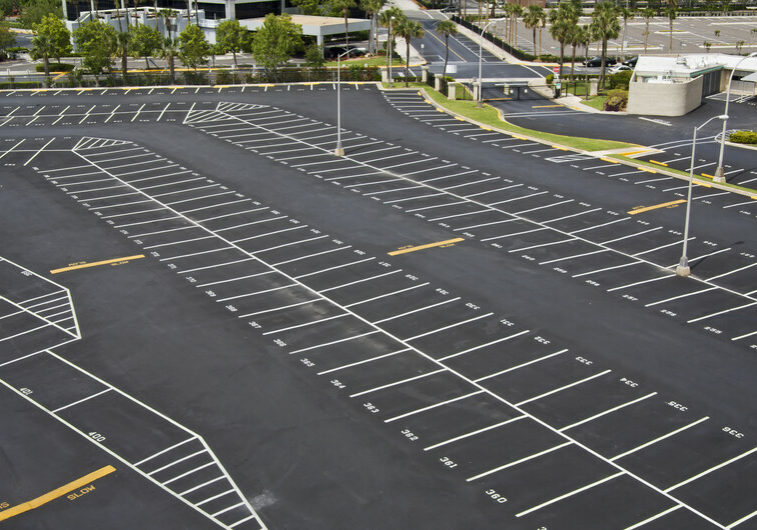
left=510, top=4, right=523, bottom=47
left=538, top=8, right=547, bottom=59
left=549, top=2, right=578, bottom=78
left=332, top=0, right=357, bottom=47
left=578, top=24, right=592, bottom=87
left=619, top=7, right=633, bottom=60
left=359, top=0, right=385, bottom=55
left=665, top=0, right=677, bottom=52
left=30, top=33, right=54, bottom=78
left=395, top=18, right=423, bottom=87
left=436, top=20, right=457, bottom=78
left=523, top=5, right=543, bottom=57
left=591, top=1, right=620, bottom=90
left=161, top=37, right=179, bottom=84
left=379, top=8, right=404, bottom=71
left=639, top=7, right=654, bottom=53
left=569, top=24, right=583, bottom=77
left=116, top=30, right=130, bottom=80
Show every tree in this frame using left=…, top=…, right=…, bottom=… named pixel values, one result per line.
left=538, top=7, right=547, bottom=60
left=639, top=7, right=655, bottom=52
left=73, top=20, right=117, bottom=84
left=130, top=23, right=161, bottom=69
left=251, top=13, right=303, bottom=74
left=704, top=41, right=711, bottom=52
left=19, top=0, right=61, bottom=27
left=665, top=0, right=677, bottom=52
left=379, top=8, right=404, bottom=72
left=30, top=33, right=53, bottom=76
left=714, top=29, right=720, bottom=38
left=436, top=19, right=457, bottom=78
left=591, top=1, right=620, bottom=89
left=568, top=24, right=583, bottom=77
left=304, top=43, right=325, bottom=67
left=619, top=7, right=633, bottom=60
left=331, top=0, right=356, bottom=48
left=509, top=4, right=523, bottom=48
left=216, top=19, right=246, bottom=67
left=736, top=40, right=744, bottom=53
left=0, top=0, right=14, bottom=19
left=549, top=2, right=578, bottom=78
left=290, top=0, right=321, bottom=15
left=115, top=31, right=130, bottom=79
left=0, top=23, right=14, bottom=57
left=32, top=14, right=69, bottom=63
left=360, top=0, right=385, bottom=55
left=160, top=37, right=179, bottom=83
left=395, top=18, right=423, bottom=87
left=523, top=5, right=544, bottom=57
left=178, top=23, right=210, bottom=70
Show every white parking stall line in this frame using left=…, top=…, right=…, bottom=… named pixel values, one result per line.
left=514, top=370, right=612, bottom=407
left=23, top=138, right=55, bottom=167
left=129, top=171, right=194, bottom=185
left=706, top=262, right=757, bottom=282
left=455, top=218, right=516, bottom=232
left=290, top=330, right=381, bottom=356
left=231, top=225, right=307, bottom=244
left=473, top=349, right=568, bottom=382
left=134, top=437, right=196, bottom=467
left=230, top=515, right=257, bottom=528
left=419, top=169, right=476, bottom=183
left=423, top=415, right=528, bottom=452
left=610, top=417, right=710, bottom=462
left=635, top=176, right=673, bottom=185
left=687, top=301, right=757, bottom=323
left=159, top=247, right=235, bottom=262
left=645, top=287, right=718, bottom=307
left=508, top=238, right=576, bottom=254
left=572, top=261, right=641, bottom=278
left=514, top=199, right=574, bottom=215
left=214, top=215, right=288, bottom=232
left=723, top=199, right=757, bottom=209
left=404, top=313, right=494, bottom=342
left=559, top=393, right=658, bottom=432
left=216, top=283, right=299, bottom=303
left=320, top=270, right=405, bottom=294
left=212, top=502, right=245, bottom=518
left=694, top=191, right=731, bottom=201
left=51, top=388, right=112, bottom=413
left=624, top=505, right=683, bottom=530
left=569, top=216, right=631, bottom=234
left=480, top=227, right=547, bottom=242
left=67, top=182, right=127, bottom=195
left=260, top=313, right=350, bottom=336
left=138, top=177, right=207, bottom=191
left=151, top=184, right=220, bottom=199
left=728, top=507, right=757, bottom=528
left=667, top=247, right=732, bottom=268
left=515, top=472, right=626, bottom=518
left=632, top=237, right=692, bottom=257
left=147, top=449, right=207, bottom=476
left=271, top=245, right=350, bottom=266
left=24, top=295, right=67, bottom=310
left=163, top=461, right=216, bottom=485
left=384, top=191, right=445, bottom=204
left=165, top=191, right=238, bottom=207
left=293, top=257, right=375, bottom=279
left=464, top=183, right=524, bottom=199
left=607, top=274, right=674, bottom=292
left=665, top=446, right=757, bottom=493
left=384, top=390, right=485, bottom=423
left=467, top=442, right=574, bottom=482
left=349, top=369, right=447, bottom=398
left=428, top=209, right=492, bottom=223
left=196, top=488, right=235, bottom=507
left=433, top=330, right=531, bottom=362
left=0, top=309, right=24, bottom=320
left=192, top=204, right=265, bottom=221
left=405, top=200, right=468, bottom=213
left=600, top=227, right=663, bottom=245
left=315, top=348, right=410, bottom=376
left=441, top=177, right=501, bottom=191
left=144, top=235, right=216, bottom=250
left=77, top=190, right=140, bottom=203
left=732, top=330, right=757, bottom=342
left=488, top=190, right=549, bottom=205
left=115, top=215, right=183, bottom=229
left=372, top=297, right=461, bottom=324
left=364, top=184, right=423, bottom=196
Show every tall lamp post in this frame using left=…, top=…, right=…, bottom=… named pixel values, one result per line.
left=335, top=49, right=354, bottom=157
left=388, top=15, right=396, bottom=88
left=477, top=18, right=504, bottom=107
left=676, top=114, right=728, bottom=277
left=713, top=52, right=757, bottom=183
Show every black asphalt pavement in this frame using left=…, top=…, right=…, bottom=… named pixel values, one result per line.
left=1, top=84, right=757, bottom=529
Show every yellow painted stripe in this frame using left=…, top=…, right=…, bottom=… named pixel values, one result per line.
left=701, top=173, right=715, bottom=179
left=551, top=145, right=569, bottom=151
left=600, top=157, right=620, bottom=164
left=696, top=181, right=712, bottom=188
left=455, top=116, right=465, bottom=121
left=649, top=160, right=668, bottom=166
left=480, top=127, right=492, bottom=131
left=751, top=196, right=757, bottom=200
left=532, top=104, right=562, bottom=108
left=388, top=238, right=464, bottom=256
left=619, top=149, right=649, bottom=156
left=513, top=136, right=528, bottom=140
left=424, top=99, right=431, bottom=104
left=51, top=254, right=145, bottom=274
left=436, top=108, right=445, bottom=113
left=628, top=199, right=686, bottom=215
left=638, top=167, right=657, bottom=173
left=0, top=466, right=116, bottom=522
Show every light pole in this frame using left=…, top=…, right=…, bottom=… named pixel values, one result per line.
left=335, top=49, right=354, bottom=157
left=477, top=18, right=504, bottom=107
left=713, top=52, right=757, bottom=183
left=676, top=114, right=728, bottom=277
left=388, top=15, right=395, bottom=88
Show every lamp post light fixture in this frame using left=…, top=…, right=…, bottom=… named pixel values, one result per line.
left=713, top=52, right=757, bottom=183
left=676, top=113, right=729, bottom=277
left=335, top=49, right=355, bottom=157
left=388, top=16, right=396, bottom=89
left=477, top=18, right=504, bottom=108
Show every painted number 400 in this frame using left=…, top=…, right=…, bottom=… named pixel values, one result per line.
left=88, top=432, right=106, bottom=442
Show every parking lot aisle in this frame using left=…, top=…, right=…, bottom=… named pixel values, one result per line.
left=0, top=349, right=265, bottom=530
left=23, top=129, right=757, bottom=525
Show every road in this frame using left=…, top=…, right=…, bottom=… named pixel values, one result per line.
left=1, top=84, right=757, bottom=529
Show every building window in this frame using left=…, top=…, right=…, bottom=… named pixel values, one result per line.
left=235, top=1, right=280, bottom=19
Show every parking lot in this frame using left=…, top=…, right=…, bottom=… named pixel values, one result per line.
left=2, top=84, right=757, bottom=528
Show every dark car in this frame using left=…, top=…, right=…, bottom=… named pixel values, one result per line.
left=582, top=56, right=617, bottom=67
left=622, top=55, right=638, bottom=67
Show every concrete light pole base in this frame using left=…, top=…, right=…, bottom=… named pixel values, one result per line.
left=713, top=166, right=726, bottom=183
left=334, top=147, right=344, bottom=156
left=676, top=257, right=690, bottom=277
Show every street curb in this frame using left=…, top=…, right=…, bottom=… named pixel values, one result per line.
left=412, top=86, right=757, bottom=199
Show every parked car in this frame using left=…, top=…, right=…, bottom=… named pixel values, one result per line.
left=609, top=64, right=633, bottom=73
left=324, top=45, right=368, bottom=59
left=440, top=5, right=457, bottom=11
left=582, top=56, right=617, bottom=67
left=622, top=56, right=638, bottom=67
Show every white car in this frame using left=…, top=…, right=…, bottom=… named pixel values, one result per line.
left=608, top=64, right=633, bottom=73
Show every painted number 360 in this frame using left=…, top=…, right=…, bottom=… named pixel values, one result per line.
left=484, top=489, right=507, bottom=503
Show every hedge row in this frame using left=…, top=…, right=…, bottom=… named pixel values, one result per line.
left=729, top=131, right=757, bottom=145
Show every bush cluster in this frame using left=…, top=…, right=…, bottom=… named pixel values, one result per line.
left=729, top=131, right=757, bottom=144
left=604, top=89, right=628, bottom=111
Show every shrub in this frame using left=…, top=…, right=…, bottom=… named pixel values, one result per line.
left=608, top=70, right=632, bottom=90
left=729, top=130, right=757, bottom=144
left=604, top=89, right=628, bottom=111
left=546, top=73, right=554, bottom=86
left=215, top=69, right=237, bottom=84
left=35, top=62, right=74, bottom=72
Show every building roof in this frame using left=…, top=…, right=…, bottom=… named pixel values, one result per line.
left=635, top=54, right=757, bottom=78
